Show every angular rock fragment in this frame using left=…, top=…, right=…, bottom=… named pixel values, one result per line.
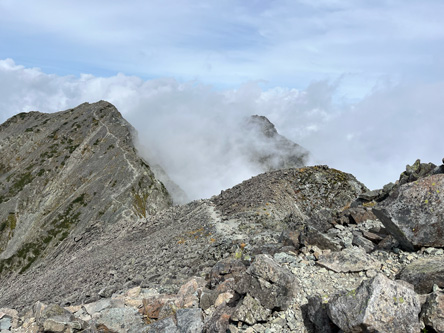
left=421, top=289, right=444, bottom=332
left=235, top=254, right=298, bottom=311
left=328, top=273, right=421, bottom=332
left=300, top=225, right=343, bottom=251
left=317, top=247, right=381, bottom=273
left=397, top=257, right=444, bottom=293
left=306, top=296, right=337, bottom=333
left=176, top=308, right=203, bottom=333
left=231, top=294, right=271, bottom=325
left=373, top=174, right=444, bottom=250
left=352, top=231, right=375, bottom=253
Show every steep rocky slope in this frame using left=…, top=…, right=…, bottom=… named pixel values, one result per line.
left=0, top=165, right=366, bottom=310
left=0, top=101, right=171, bottom=277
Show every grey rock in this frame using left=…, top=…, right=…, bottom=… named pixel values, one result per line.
left=300, top=225, right=343, bottom=251
left=95, top=307, right=145, bottom=333
left=421, top=290, right=444, bottom=332
left=328, top=273, right=421, bottom=333
left=235, top=254, right=298, bottom=311
left=176, top=308, right=203, bottom=333
left=143, top=316, right=178, bottom=333
left=351, top=231, right=375, bottom=253
left=373, top=174, right=444, bottom=250
left=317, top=247, right=381, bottom=273
left=397, top=257, right=444, bottom=293
left=0, top=317, right=11, bottom=331
left=306, top=296, right=337, bottom=333
left=232, top=294, right=271, bottom=325
left=202, top=304, right=236, bottom=333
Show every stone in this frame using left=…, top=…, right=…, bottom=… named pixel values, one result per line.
left=176, top=308, right=203, bottom=333
left=202, top=304, right=236, bottom=333
left=376, top=234, right=399, bottom=251
left=143, top=316, right=178, bottom=333
left=306, top=296, right=337, bottom=333
left=421, top=290, right=444, bottom=332
left=95, top=307, right=145, bottom=333
left=362, top=230, right=383, bottom=242
left=397, top=257, right=444, bottom=293
left=199, top=289, right=218, bottom=311
left=208, top=259, right=247, bottom=289
left=373, top=174, right=444, bottom=250
left=231, top=294, right=271, bottom=325
left=351, top=231, right=375, bottom=253
left=348, top=207, right=377, bottom=224
left=300, top=226, right=343, bottom=251
left=328, top=273, right=421, bottom=332
left=176, top=277, right=206, bottom=308
left=235, top=254, right=298, bottom=311
left=317, top=247, right=381, bottom=273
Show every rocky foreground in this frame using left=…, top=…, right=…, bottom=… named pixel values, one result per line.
left=1, top=102, right=444, bottom=332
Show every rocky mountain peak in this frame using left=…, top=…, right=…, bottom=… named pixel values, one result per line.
left=243, top=115, right=310, bottom=171
left=0, top=101, right=171, bottom=277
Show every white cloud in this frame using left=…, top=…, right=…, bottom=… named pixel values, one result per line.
left=0, top=59, right=443, bottom=201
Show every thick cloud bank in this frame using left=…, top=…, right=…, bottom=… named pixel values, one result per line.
left=1, top=58, right=443, bottom=200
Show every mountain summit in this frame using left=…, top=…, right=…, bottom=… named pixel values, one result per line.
left=0, top=101, right=171, bottom=276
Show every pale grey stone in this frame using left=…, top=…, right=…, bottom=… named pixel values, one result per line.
left=328, top=273, right=421, bottom=332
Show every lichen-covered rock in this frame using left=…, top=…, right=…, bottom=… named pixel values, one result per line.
left=327, top=273, right=421, bottom=333
left=421, top=289, right=444, bottom=332
left=373, top=174, right=444, bottom=250
left=397, top=257, right=444, bottom=293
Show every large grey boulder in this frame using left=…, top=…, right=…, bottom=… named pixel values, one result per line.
left=373, top=174, right=444, bottom=250
left=328, top=273, right=421, bottom=332
left=397, top=257, right=444, bottom=293
left=421, top=289, right=444, bottom=332
left=235, top=254, right=298, bottom=311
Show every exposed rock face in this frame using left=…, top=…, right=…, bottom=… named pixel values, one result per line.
left=328, top=273, right=422, bottom=332
left=373, top=174, right=444, bottom=250
left=0, top=101, right=171, bottom=290
left=244, top=115, right=310, bottom=171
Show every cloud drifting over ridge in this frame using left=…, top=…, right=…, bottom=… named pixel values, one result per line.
left=0, top=58, right=443, bottom=200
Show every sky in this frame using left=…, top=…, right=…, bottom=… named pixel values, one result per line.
left=0, top=0, right=443, bottom=200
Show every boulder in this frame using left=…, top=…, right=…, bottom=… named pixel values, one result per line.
left=421, top=289, right=444, bottom=332
left=328, top=273, right=421, bottom=332
left=176, top=308, right=203, bottom=333
left=235, top=254, right=298, bottom=311
left=299, top=225, right=343, bottom=252
left=306, top=296, right=337, bottom=333
left=95, top=307, right=145, bottom=333
left=317, top=247, right=381, bottom=273
left=397, top=257, right=444, bottom=293
left=231, top=294, right=271, bottom=325
left=373, top=174, right=444, bottom=250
